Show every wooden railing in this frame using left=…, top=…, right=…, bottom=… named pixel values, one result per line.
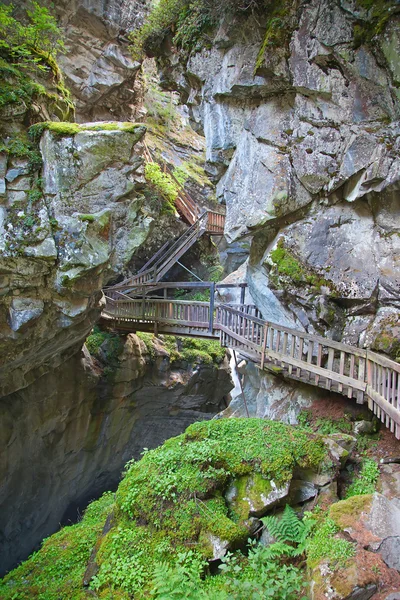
left=102, top=296, right=400, bottom=439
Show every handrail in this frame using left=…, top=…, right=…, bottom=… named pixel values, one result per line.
left=137, top=240, right=170, bottom=274
left=101, top=296, right=400, bottom=439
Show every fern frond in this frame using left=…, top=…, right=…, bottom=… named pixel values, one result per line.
left=261, top=505, right=304, bottom=544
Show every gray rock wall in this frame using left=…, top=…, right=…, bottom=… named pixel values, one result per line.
left=54, top=0, right=149, bottom=121
left=0, top=124, right=158, bottom=398
left=158, top=0, right=400, bottom=352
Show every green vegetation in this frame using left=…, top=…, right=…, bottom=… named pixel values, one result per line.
left=0, top=134, right=42, bottom=173
left=1, top=419, right=355, bottom=599
left=29, top=121, right=144, bottom=139
left=0, top=492, right=115, bottom=600
left=254, top=0, right=294, bottom=73
left=144, top=162, right=178, bottom=212
left=297, top=411, right=353, bottom=435
left=306, top=516, right=355, bottom=569
left=345, top=458, right=379, bottom=498
left=163, top=335, right=226, bottom=365
left=93, top=418, right=325, bottom=596
left=0, top=2, right=73, bottom=117
left=130, top=0, right=283, bottom=60
left=269, top=239, right=336, bottom=294
left=129, top=0, right=217, bottom=59
left=85, top=326, right=124, bottom=379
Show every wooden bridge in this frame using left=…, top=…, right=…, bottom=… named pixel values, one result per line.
left=102, top=290, right=400, bottom=439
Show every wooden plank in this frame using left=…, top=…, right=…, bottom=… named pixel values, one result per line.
left=338, top=351, right=345, bottom=393
left=288, top=335, right=296, bottom=375
left=297, top=337, right=304, bottom=378
left=366, top=387, right=400, bottom=428
left=326, top=348, right=334, bottom=390
left=263, top=348, right=367, bottom=392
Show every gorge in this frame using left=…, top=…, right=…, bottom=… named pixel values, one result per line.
left=0, top=0, right=400, bottom=598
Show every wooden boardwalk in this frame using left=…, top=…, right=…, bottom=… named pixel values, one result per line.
left=102, top=294, right=400, bottom=439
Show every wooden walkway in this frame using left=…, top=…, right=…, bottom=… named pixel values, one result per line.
left=102, top=294, right=400, bottom=439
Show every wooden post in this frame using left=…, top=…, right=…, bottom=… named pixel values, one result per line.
left=209, top=282, right=215, bottom=333
left=240, top=284, right=246, bottom=306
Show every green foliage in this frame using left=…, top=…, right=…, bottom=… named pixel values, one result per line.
left=145, top=162, right=178, bottom=209
left=262, top=505, right=316, bottom=556
left=130, top=0, right=282, bottom=60
left=2, top=420, right=329, bottom=598
left=85, top=326, right=124, bottom=379
left=0, top=2, right=64, bottom=64
left=0, top=2, right=73, bottom=116
left=0, top=492, right=114, bottom=600
left=129, top=0, right=217, bottom=60
left=29, top=121, right=143, bottom=139
left=0, top=134, right=42, bottom=172
left=307, top=517, right=355, bottom=569
left=163, top=335, right=226, bottom=365
left=345, top=458, right=379, bottom=498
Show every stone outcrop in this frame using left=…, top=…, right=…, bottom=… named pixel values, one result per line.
left=0, top=123, right=157, bottom=398
left=0, top=333, right=233, bottom=576
left=310, top=493, right=400, bottom=600
left=54, top=0, right=149, bottom=121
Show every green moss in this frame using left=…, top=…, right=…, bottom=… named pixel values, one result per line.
left=29, top=121, right=145, bottom=140
left=163, top=335, right=227, bottom=365
left=329, top=494, right=373, bottom=530
left=353, top=0, right=399, bottom=48
left=254, top=0, right=293, bottom=73
left=2, top=419, right=327, bottom=598
left=345, top=459, right=379, bottom=498
left=85, top=326, right=123, bottom=380
left=144, top=162, right=178, bottom=209
left=0, top=492, right=114, bottom=600
left=269, top=239, right=337, bottom=294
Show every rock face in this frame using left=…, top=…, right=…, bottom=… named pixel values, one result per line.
left=0, top=123, right=158, bottom=398
left=0, top=333, right=233, bottom=576
left=54, top=0, right=149, bottom=121
left=158, top=0, right=400, bottom=353
left=310, top=493, right=400, bottom=600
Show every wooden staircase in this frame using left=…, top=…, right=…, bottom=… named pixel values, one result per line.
left=108, top=146, right=225, bottom=294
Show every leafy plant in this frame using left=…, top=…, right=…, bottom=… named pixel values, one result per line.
left=345, top=458, right=379, bottom=498
left=307, top=517, right=355, bottom=569
left=262, top=505, right=316, bottom=556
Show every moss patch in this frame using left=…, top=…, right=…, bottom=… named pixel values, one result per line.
left=29, top=121, right=145, bottom=139
left=269, top=239, right=337, bottom=294
left=329, top=494, right=373, bottom=530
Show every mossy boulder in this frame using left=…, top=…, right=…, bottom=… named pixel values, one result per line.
left=0, top=418, right=330, bottom=598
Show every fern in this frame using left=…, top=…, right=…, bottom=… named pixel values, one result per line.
left=261, top=505, right=315, bottom=556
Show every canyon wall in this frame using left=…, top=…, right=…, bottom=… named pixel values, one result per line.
left=0, top=333, right=232, bottom=574
left=158, top=0, right=400, bottom=351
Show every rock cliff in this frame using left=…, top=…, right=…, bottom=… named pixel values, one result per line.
left=54, top=0, right=149, bottom=121
left=0, top=332, right=232, bottom=575
left=156, top=0, right=400, bottom=351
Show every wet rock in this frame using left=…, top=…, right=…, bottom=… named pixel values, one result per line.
left=379, top=536, right=400, bottom=572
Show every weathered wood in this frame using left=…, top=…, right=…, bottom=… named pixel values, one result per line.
left=102, top=296, right=400, bottom=439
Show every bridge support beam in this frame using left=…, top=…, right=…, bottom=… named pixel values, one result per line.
left=209, top=283, right=215, bottom=333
